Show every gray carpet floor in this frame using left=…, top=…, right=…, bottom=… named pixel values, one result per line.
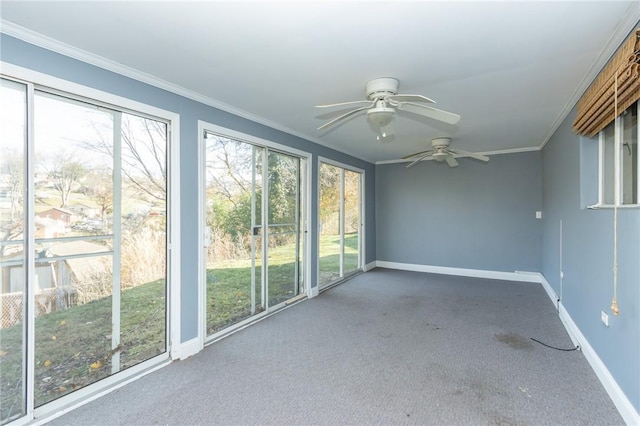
left=48, top=269, right=623, bottom=425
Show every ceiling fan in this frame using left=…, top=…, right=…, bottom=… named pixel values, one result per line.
left=316, top=77, right=461, bottom=142
left=403, top=137, right=490, bottom=168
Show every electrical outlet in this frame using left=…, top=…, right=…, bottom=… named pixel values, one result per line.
left=601, top=311, right=609, bottom=327
left=536, top=211, right=543, bottom=219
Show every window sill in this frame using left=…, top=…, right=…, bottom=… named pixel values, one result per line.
left=588, top=203, right=640, bottom=210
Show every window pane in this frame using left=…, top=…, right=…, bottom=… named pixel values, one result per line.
left=119, top=113, right=167, bottom=369
left=621, top=102, right=638, bottom=205
left=204, top=135, right=263, bottom=335
left=0, top=79, right=27, bottom=424
left=33, top=92, right=115, bottom=407
left=343, top=170, right=360, bottom=274
left=318, top=164, right=341, bottom=286
left=31, top=92, right=168, bottom=406
left=319, top=163, right=362, bottom=287
left=602, top=122, right=615, bottom=204
left=266, top=151, right=300, bottom=306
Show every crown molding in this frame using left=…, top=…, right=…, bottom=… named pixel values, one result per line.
left=539, top=4, right=640, bottom=150
left=0, top=19, right=371, bottom=164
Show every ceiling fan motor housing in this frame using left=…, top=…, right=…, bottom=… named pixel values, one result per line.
left=431, top=138, right=452, bottom=161
left=366, top=77, right=399, bottom=100
left=431, top=137, right=451, bottom=149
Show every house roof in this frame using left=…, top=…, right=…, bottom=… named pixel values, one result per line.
left=36, top=207, right=74, bottom=216
left=47, top=240, right=111, bottom=284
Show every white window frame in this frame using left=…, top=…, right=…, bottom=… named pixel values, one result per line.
left=196, top=121, right=312, bottom=351
left=317, top=156, right=366, bottom=289
left=591, top=102, right=640, bottom=209
left=1, top=62, right=180, bottom=425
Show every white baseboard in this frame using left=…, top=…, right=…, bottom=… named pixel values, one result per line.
left=537, top=274, right=639, bottom=426
left=535, top=272, right=560, bottom=306
left=310, top=285, right=320, bottom=298
left=363, top=261, right=377, bottom=272
left=175, top=336, right=203, bottom=361
left=375, top=261, right=541, bottom=283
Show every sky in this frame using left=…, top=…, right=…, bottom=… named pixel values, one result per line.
left=1, top=82, right=166, bottom=178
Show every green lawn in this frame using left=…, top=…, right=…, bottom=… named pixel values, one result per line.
left=318, top=233, right=359, bottom=286
left=207, top=233, right=359, bottom=332
left=206, top=236, right=300, bottom=334
left=0, top=280, right=165, bottom=419
left=0, top=233, right=359, bottom=421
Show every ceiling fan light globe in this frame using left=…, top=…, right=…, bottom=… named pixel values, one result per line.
left=432, top=151, right=449, bottom=161
left=367, top=107, right=395, bottom=127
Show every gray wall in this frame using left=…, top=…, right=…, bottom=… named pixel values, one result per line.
left=5, top=26, right=638, bottom=416
left=542, top=106, right=640, bottom=413
left=376, top=152, right=542, bottom=272
left=0, top=34, right=376, bottom=343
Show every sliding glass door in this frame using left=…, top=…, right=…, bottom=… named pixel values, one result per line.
left=0, top=78, right=27, bottom=424
left=204, top=133, right=305, bottom=337
left=0, top=78, right=170, bottom=424
left=318, top=161, right=362, bottom=289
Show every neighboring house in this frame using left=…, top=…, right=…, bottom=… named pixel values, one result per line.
left=34, top=216, right=66, bottom=239
left=0, top=188, right=11, bottom=210
left=0, top=184, right=18, bottom=220
left=46, top=240, right=111, bottom=287
left=33, top=172, right=53, bottom=188
left=36, top=207, right=74, bottom=226
left=34, top=208, right=76, bottom=238
left=0, top=240, right=109, bottom=327
left=0, top=250, right=65, bottom=327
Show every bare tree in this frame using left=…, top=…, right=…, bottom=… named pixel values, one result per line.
left=121, top=117, right=166, bottom=202
left=80, top=170, right=113, bottom=224
left=92, top=185, right=113, bottom=224
left=205, top=138, right=253, bottom=207
left=0, top=153, right=25, bottom=257
left=0, top=151, right=23, bottom=222
left=0, top=221, right=23, bottom=257
left=83, top=115, right=167, bottom=203
left=45, top=153, right=86, bottom=207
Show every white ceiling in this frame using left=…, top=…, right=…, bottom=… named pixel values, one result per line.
left=1, top=1, right=638, bottom=163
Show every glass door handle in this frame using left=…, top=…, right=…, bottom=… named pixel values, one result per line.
left=204, top=227, right=211, bottom=247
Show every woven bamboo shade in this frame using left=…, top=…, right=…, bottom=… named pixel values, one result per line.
left=573, top=29, right=640, bottom=138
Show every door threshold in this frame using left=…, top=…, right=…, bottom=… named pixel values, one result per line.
left=285, top=293, right=307, bottom=306
left=319, top=270, right=363, bottom=293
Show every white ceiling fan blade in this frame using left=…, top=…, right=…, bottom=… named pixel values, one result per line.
left=452, top=149, right=490, bottom=162
left=445, top=156, right=459, bottom=168
left=387, top=94, right=435, bottom=104
left=317, top=106, right=369, bottom=131
left=316, top=100, right=373, bottom=108
left=401, top=149, right=433, bottom=160
left=397, top=103, right=461, bottom=125
left=406, top=153, right=433, bottom=168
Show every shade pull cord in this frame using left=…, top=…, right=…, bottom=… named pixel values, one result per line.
left=611, top=73, right=619, bottom=316
left=612, top=205, right=619, bottom=315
